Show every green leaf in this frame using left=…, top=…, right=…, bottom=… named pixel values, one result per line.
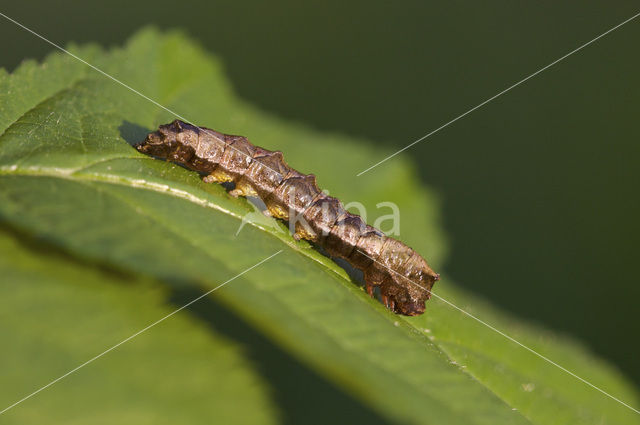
left=0, top=227, right=279, bottom=425
left=0, top=28, right=637, bottom=424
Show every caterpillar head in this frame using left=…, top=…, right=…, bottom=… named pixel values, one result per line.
left=135, top=120, right=187, bottom=159
left=135, top=129, right=171, bottom=159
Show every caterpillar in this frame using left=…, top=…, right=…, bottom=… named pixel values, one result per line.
left=135, top=120, right=439, bottom=315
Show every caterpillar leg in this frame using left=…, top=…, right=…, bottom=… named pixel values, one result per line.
left=203, top=169, right=234, bottom=184
left=364, top=266, right=385, bottom=303
left=365, top=282, right=375, bottom=297
left=293, top=221, right=317, bottom=242
left=381, top=295, right=390, bottom=308
left=266, top=204, right=289, bottom=220
left=379, top=295, right=396, bottom=311
left=229, top=181, right=258, bottom=198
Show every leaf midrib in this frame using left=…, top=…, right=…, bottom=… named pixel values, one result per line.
left=0, top=162, right=533, bottom=425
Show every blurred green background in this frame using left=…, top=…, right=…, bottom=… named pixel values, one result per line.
left=1, top=0, right=638, bottom=389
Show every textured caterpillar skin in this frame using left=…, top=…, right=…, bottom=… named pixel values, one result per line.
left=136, top=120, right=439, bottom=315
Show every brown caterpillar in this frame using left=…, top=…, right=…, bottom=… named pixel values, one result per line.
left=135, top=120, right=439, bottom=315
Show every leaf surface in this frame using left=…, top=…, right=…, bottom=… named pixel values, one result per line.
left=0, top=29, right=637, bottom=425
